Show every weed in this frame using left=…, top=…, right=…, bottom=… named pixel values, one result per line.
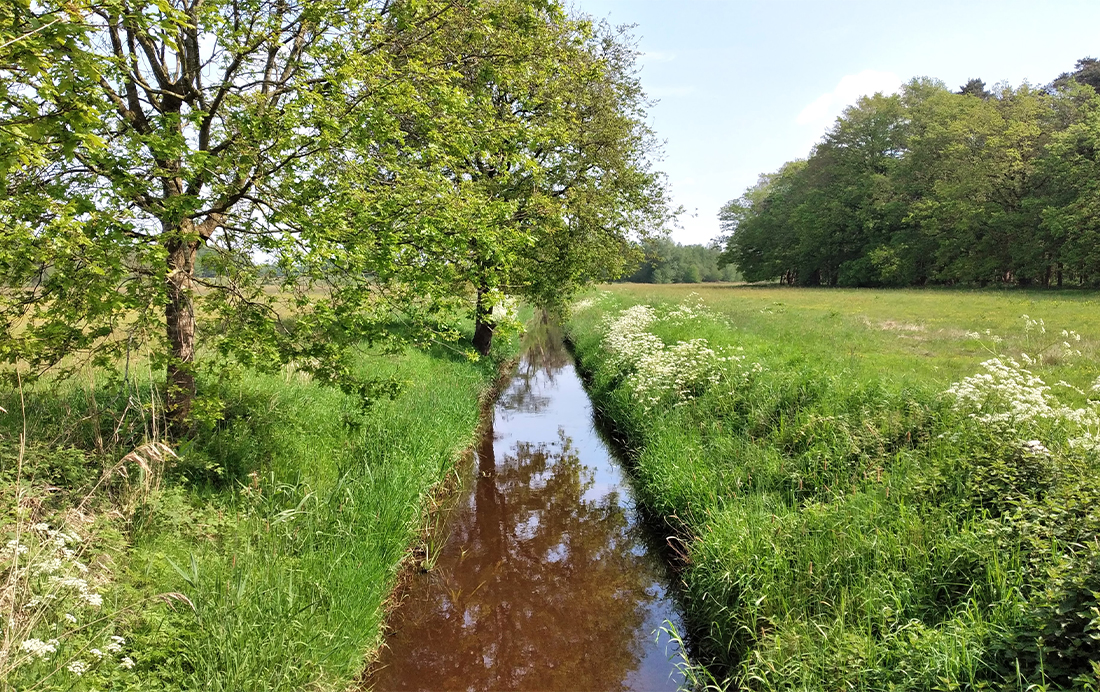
left=568, top=285, right=1100, bottom=690
left=0, top=333, right=515, bottom=690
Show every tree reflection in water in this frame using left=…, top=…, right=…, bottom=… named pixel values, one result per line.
left=368, top=422, right=661, bottom=692
left=367, top=318, right=683, bottom=692
left=496, top=314, right=573, bottom=414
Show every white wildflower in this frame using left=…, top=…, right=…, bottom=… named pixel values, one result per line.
left=1021, top=440, right=1050, bottom=456
left=119, top=656, right=135, bottom=669
left=51, top=531, right=74, bottom=547
left=20, top=638, right=57, bottom=659
left=947, top=357, right=1100, bottom=456
left=67, top=659, right=88, bottom=676
left=64, top=612, right=77, bottom=624
left=4, top=539, right=28, bottom=557
left=945, top=357, right=1057, bottom=426
left=601, top=302, right=758, bottom=411
left=1069, top=433, right=1100, bottom=453
left=32, top=557, right=64, bottom=576
left=89, top=648, right=105, bottom=660
left=51, top=576, right=89, bottom=591
left=1055, top=380, right=1088, bottom=396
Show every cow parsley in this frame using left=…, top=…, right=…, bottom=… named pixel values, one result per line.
left=601, top=300, right=758, bottom=410
left=946, top=356, right=1100, bottom=456
left=19, top=638, right=58, bottom=659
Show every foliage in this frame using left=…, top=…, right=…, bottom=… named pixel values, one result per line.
left=0, top=330, right=515, bottom=690
left=0, top=0, right=671, bottom=430
left=621, top=238, right=741, bottom=284
left=1, top=521, right=136, bottom=689
left=596, top=298, right=754, bottom=410
left=722, top=58, right=1100, bottom=289
left=1053, top=57, right=1100, bottom=95
left=568, top=284, right=1100, bottom=690
left=371, top=5, right=675, bottom=354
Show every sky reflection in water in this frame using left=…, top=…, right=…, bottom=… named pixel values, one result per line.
left=366, top=323, right=685, bottom=692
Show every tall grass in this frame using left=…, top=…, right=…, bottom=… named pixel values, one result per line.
left=568, top=286, right=1100, bottom=690
left=1, top=339, right=513, bottom=690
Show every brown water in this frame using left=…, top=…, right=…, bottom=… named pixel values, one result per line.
left=365, top=324, right=686, bottom=691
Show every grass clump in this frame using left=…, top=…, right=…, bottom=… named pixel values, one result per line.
left=567, top=285, right=1100, bottom=690
left=1, top=338, right=513, bottom=691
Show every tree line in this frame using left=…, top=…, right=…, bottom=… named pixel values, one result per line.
left=0, top=0, right=672, bottom=434
left=721, top=59, right=1100, bottom=288
left=620, top=238, right=741, bottom=283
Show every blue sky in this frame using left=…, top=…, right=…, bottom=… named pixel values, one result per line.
left=573, top=0, right=1100, bottom=244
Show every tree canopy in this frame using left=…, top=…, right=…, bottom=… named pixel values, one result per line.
left=0, top=0, right=670, bottom=433
left=620, top=238, right=740, bottom=284
left=723, top=59, right=1100, bottom=288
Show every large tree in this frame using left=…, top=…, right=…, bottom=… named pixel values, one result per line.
left=1052, top=57, right=1100, bottom=95
left=3, top=0, right=451, bottom=431
left=2, top=0, right=599, bottom=433
left=359, top=8, right=672, bottom=355
left=1039, top=83, right=1100, bottom=285
left=721, top=63, right=1100, bottom=289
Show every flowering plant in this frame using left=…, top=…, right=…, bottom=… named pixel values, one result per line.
left=1, top=520, right=137, bottom=687
left=946, top=331, right=1099, bottom=456
left=599, top=300, right=759, bottom=411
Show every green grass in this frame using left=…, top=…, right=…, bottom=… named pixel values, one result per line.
left=603, top=283, right=1100, bottom=385
left=0, top=338, right=514, bottom=691
left=568, top=284, right=1100, bottom=691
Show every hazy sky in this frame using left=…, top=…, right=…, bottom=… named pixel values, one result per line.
left=573, top=0, right=1100, bottom=245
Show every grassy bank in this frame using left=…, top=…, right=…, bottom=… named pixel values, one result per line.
left=567, top=284, right=1100, bottom=690
left=1, top=339, right=514, bottom=690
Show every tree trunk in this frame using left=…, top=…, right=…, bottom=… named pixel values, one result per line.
left=475, top=417, right=502, bottom=554
left=165, top=232, right=200, bottom=438
left=472, top=283, right=495, bottom=357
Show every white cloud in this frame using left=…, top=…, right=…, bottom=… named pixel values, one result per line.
left=796, top=70, right=902, bottom=128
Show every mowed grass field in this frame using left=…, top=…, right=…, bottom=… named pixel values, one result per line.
left=568, top=284, right=1100, bottom=691
left=601, top=283, right=1100, bottom=386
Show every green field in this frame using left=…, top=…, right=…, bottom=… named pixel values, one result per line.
left=568, top=284, right=1100, bottom=690
left=0, top=341, right=513, bottom=691
left=600, top=284, right=1100, bottom=385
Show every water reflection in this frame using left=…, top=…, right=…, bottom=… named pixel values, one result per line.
left=496, top=315, right=571, bottom=414
left=366, top=325, right=684, bottom=692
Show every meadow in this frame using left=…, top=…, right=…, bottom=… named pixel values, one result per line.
left=0, top=337, right=515, bottom=691
left=567, top=284, right=1100, bottom=690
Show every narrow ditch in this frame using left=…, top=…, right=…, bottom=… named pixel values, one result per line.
left=364, top=320, right=686, bottom=691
